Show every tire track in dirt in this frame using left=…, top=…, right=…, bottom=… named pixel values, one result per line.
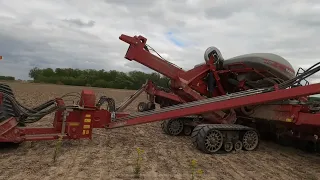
left=263, top=145, right=320, bottom=180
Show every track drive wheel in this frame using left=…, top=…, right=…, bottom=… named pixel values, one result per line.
left=191, top=125, right=224, bottom=154
left=242, top=130, right=259, bottom=151
left=137, top=102, right=147, bottom=112
left=161, top=119, right=184, bottom=136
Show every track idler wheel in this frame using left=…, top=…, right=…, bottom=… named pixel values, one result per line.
left=242, top=130, right=259, bottom=151
left=234, top=140, right=243, bottom=151
left=191, top=125, right=224, bottom=154
left=183, top=125, right=193, bottom=136
left=161, top=119, right=184, bottom=136
left=223, top=142, right=233, bottom=152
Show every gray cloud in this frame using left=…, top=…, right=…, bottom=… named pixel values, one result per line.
left=204, top=0, right=252, bottom=19
left=63, top=18, right=95, bottom=28
left=0, top=0, right=320, bottom=83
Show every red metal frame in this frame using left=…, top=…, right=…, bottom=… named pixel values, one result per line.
left=120, top=34, right=217, bottom=99
left=119, top=34, right=294, bottom=99
left=119, top=34, right=301, bottom=124
left=1, top=81, right=320, bottom=143
left=143, top=80, right=185, bottom=104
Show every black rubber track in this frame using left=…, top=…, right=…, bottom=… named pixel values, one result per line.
left=191, top=124, right=260, bottom=154
left=161, top=120, right=170, bottom=134
left=191, top=124, right=216, bottom=154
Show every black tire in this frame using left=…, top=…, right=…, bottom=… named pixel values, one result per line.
left=137, top=102, right=147, bottom=112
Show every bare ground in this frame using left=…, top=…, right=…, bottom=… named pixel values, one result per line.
left=0, top=82, right=320, bottom=180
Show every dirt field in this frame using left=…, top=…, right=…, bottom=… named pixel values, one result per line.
left=0, top=82, right=320, bottom=180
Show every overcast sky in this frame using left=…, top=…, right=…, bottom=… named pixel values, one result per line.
left=0, top=0, right=320, bottom=82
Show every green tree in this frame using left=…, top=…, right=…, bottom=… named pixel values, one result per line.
left=28, top=67, right=170, bottom=90
left=0, top=76, right=15, bottom=81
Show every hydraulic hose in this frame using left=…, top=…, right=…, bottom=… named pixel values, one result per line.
left=207, top=71, right=214, bottom=98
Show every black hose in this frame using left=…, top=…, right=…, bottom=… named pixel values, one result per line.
left=96, top=96, right=116, bottom=112
left=274, top=62, right=320, bottom=90
left=207, top=71, right=214, bottom=98
left=0, top=90, right=81, bottom=124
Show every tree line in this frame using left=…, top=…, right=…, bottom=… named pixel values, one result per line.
left=0, top=76, right=15, bottom=81
left=28, top=67, right=170, bottom=90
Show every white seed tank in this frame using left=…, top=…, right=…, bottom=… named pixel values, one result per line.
left=196, top=47, right=296, bottom=82
left=224, top=53, right=296, bottom=81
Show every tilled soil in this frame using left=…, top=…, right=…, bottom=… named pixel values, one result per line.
left=0, top=82, right=320, bottom=180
